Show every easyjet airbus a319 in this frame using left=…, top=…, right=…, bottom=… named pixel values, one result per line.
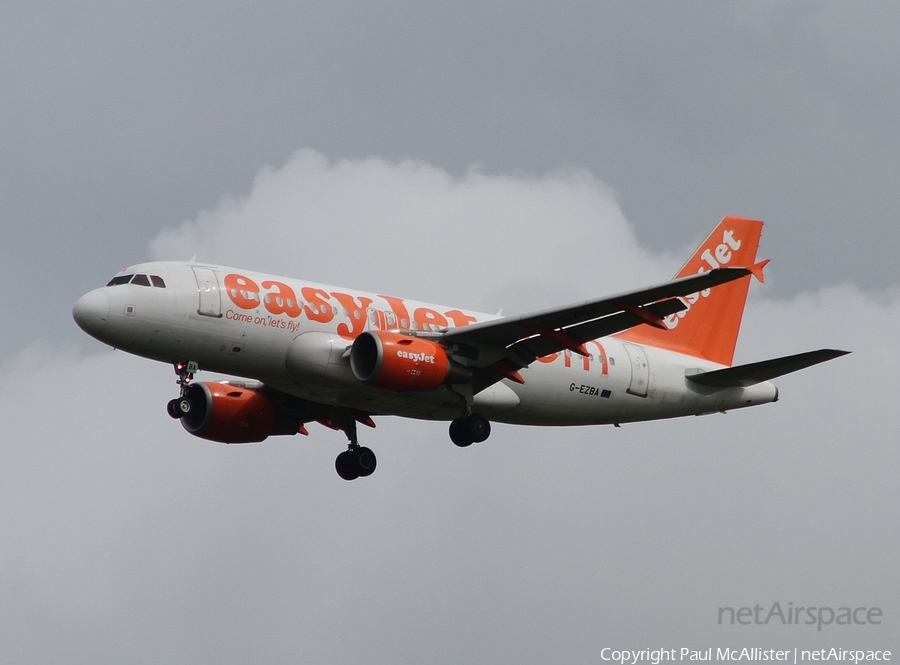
left=73, top=217, right=847, bottom=480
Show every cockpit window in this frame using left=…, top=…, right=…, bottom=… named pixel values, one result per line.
left=106, top=274, right=134, bottom=286
left=105, top=273, right=167, bottom=288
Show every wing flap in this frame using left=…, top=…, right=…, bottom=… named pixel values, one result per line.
left=510, top=298, right=685, bottom=361
left=685, top=349, right=850, bottom=388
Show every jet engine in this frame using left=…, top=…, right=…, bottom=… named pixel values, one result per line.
left=350, top=331, right=470, bottom=391
left=176, top=381, right=297, bottom=443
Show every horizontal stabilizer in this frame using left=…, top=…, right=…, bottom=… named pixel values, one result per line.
left=686, top=349, right=850, bottom=388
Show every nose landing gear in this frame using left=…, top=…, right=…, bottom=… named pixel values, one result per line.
left=167, top=361, right=199, bottom=419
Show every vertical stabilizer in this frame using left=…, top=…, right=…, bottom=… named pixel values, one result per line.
left=617, top=216, right=764, bottom=366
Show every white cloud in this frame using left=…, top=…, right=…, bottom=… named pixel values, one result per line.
left=150, top=149, right=675, bottom=315
left=3, top=155, right=897, bottom=662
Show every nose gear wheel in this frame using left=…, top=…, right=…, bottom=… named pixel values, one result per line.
left=167, top=361, right=199, bottom=420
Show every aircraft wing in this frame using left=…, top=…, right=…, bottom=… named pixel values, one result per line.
left=443, top=267, right=753, bottom=369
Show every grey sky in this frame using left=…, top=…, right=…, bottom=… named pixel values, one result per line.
left=1, top=2, right=897, bottom=661
left=3, top=2, right=900, bottom=354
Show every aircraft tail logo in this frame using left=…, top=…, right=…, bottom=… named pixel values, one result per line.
left=617, top=216, right=764, bottom=366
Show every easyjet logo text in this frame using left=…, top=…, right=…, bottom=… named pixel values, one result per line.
left=397, top=350, right=435, bottom=364
left=664, top=228, right=742, bottom=330
left=223, top=273, right=479, bottom=340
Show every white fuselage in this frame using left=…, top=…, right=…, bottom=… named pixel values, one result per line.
left=74, top=261, right=777, bottom=427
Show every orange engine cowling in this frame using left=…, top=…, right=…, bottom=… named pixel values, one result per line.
left=180, top=382, right=277, bottom=443
left=350, top=331, right=468, bottom=391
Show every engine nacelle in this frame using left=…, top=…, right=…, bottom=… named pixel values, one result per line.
left=180, top=382, right=278, bottom=443
left=350, top=331, right=469, bottom=391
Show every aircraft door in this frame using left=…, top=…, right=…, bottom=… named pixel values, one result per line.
left=192, top=267, right=222, bottom=318
left=624, top=343, right=649, bottom=397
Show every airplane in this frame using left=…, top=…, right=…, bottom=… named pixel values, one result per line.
left=72, top=216, right=848, bottom=480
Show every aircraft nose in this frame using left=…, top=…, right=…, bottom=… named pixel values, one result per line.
left=72, top=288, right=110, bottom=338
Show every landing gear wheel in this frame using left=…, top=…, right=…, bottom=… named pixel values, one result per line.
left=449, top=419, right=473, bottom=447
left=449, top=413, right=491, bottom=446
left=335, top=447, right=377, bottom=480
left=174, top=396, right=193, bottom=418
left=354, top=447, right=377, bottom=477
left=465, top=413, right=491, bottom=443
left=167, top=396, right=193, bottom=418
left=166, top=399, right=181, bottom=419
left=335, top=450, right=359, bottom=481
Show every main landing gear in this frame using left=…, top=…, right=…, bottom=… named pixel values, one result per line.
left=332, top=410, right=377, bottom=481
left=167, top=361, right=198, bottom=419
left=333, top=410, right=490, bottom=479
left=335, top=447, right=377, bottom=481
left=448, top=412, right=491, bottom=447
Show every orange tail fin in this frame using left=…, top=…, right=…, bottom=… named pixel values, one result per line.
left=617, top=216, right=764, bottom=366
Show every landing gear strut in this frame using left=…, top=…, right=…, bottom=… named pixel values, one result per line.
left=447, top=382, right=491, bottom=447
left=167, top=361, right=198, bottom=419
left=332, top=409, right=377, bottom=481
left=449, top=412, right=491, bottom=447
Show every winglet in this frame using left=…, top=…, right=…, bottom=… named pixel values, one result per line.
left=749, top=259, right=769, bottom=283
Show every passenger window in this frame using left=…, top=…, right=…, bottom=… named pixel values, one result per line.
left=150, top=275, right=166, bottom=288
left=131, top=274, right=151, bottom=287
left=106, top=274, right=134, bottom=286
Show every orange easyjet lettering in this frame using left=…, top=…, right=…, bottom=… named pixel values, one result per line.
left=302, top=287, right=334, bottom=323
left=414, top=308, right=448, bottom=330
left=332, top=292, right=373, bottom=339
left=589, top=340, right=608, bottom=375
left=224, top=274, right=479, bottom=334
left=224, top=274, right=261, bottom=310
left=261, top=280, right=302, bottom=318
left=534, top=342, right=606, bottom=374
left=380, top=295, right=411, bottom=329
left=444, top=310, right=477, bottom=327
